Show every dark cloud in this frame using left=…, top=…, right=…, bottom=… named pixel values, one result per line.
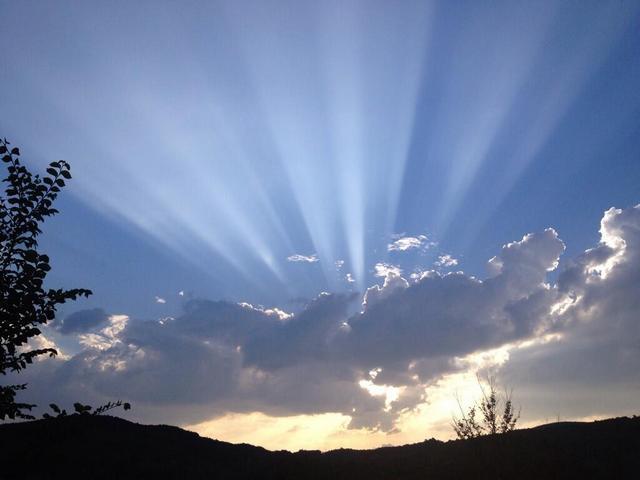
left=341, top=229, right=565, bottom=371
left=54, top=308, right=109, bottom=334
left=242, top=293, right=355, bottom=370
left=14, top=206, right=640, bottom=431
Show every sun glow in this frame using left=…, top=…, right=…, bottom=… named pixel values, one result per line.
left=185, top=333, right=569, bottom=451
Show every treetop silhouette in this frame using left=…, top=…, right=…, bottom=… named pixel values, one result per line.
left=0, top=138, right=92, bottom=420
left=451, top=376, right=520, bottom=440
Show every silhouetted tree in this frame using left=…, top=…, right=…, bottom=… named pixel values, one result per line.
left=0, top=138, right=92, bottom=420
left=452, top=376, right=520, bottom=440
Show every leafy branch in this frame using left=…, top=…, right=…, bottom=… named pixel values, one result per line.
left=42, top=400, right=132, bottom=419
left=1, top=138, right=92, bottom=420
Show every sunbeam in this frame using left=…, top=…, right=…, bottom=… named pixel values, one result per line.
left=2, top=0, right=638, bottom=307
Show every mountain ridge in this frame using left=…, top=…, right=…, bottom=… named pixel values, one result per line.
left=1, top=414, right=638, bottom=479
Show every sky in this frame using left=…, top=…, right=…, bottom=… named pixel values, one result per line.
left=1, top=0, right=640, bottom=450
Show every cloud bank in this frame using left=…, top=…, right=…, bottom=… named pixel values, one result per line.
left=15, top=206, right=640, bottom=434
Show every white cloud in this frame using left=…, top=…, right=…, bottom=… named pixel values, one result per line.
left=373, top=262, right=402, bottom=278
left=78, top=315, right=129, bottom=351
left=287, top=253, right=319, bottom=263
left=409, top=269, right=437, bottom=282
left=20, top=331, right=69, bottom=361
left=238, top=302, right=293, bottom=321
left=363, top=265, right=409, bottom=310
left=155, top=296, right=167, bottom=304
left=387, top=234, right=433, bottom=252
left=435, top=254, right=458, bottom=268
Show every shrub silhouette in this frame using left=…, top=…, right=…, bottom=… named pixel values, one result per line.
left=0, top=138, right=91, bottom=419
left=452, top=376, right=520, bottom=439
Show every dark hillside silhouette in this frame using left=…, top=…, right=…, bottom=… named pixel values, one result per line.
left=1, top=414, right=638, bottom=479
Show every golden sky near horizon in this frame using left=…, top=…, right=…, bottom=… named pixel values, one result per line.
left=185, top=345, right=516, bottom=451
left=184, top=335, right=624, bottom=451
left=185, top=372, right=469, bottom=451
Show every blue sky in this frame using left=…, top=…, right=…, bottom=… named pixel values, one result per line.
left=1, top=0, right=638, bottom=318
left=2, top=0, right=640, bottom=449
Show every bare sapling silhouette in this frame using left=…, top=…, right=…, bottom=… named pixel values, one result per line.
left=451, top=375, right=520, bottom=440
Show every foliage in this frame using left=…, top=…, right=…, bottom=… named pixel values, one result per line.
left=0, top=138, right=92, bottom=420
left=452, top=376, right=520, bottom=440
left=42, top=400, right=131, bottom=419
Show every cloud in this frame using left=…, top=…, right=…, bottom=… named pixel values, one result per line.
left=20, top=331, right=70, bottom=361
left=498, top=205, right=640, bottom=420
left=287, top=253, right=319, bottom=263
left=347, top=228, right=565, bottom=374
left=387, top=234, right=432, bottom=252
left=238, top=302, right=293, bottom=321
left=54, top=308, right=109, bottom=334
left=77, top=314, right=128, bottom=351
left=435, top=254, right=458, bottom=268
left=364, top=265, right=409, bottom=310
left=373, top=262, right=402, bottom=278
left=155, top=296, right=167, bottom=304
left=14, top=206, right=640, bottom=434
